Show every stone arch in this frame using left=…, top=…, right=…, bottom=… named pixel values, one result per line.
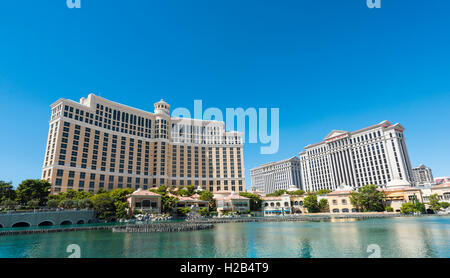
left=12, top=222, right=31, bottom=228
left=0, top=223, right=3, bottom=228
left=38, top=220, right=55, bottom=227
left=60, top=220, right=73, bottom=226
left=76, top=219, right=85, bottom=225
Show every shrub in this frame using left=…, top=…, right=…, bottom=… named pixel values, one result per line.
left=385, top=206, right=394, bottom=212
left=177, top=207, right=191, bottom=216
left=46, top=199, right=60, bottom=208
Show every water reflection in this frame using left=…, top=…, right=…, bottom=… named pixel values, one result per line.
left=0, top=216, right=448, bottom=258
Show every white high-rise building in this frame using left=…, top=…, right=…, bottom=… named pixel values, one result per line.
left=299, top=121, right=414, bottom=192
left=250, top=156, right=302, bottom=194
left=412, top=164, right=434, bottom=185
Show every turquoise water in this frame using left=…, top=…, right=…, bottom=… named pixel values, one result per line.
left=0, top=216, right=449, bottom=258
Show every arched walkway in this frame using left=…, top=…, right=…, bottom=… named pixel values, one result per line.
left=38, top=221, right=54, bottom=227
left=76, top=220, right=85, bottom=225
left=60, top=220, right=73, bottom=226
left=0, top=224, right=3, bottom=229
left=12, top=222, right=31, bottom=228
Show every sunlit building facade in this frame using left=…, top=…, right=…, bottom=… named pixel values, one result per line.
left=42, top=94, right=245, bottom=194
left=412, top=164, right=434, bottom=185
left=250, top=156, right=302, bottom=194
left=299, top=121, right=414, bottom=192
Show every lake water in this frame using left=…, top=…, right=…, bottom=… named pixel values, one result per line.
left=0, top=216, right=449, bottom=258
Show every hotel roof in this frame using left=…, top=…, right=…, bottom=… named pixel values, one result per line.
left=300, top=120, right=403, bottom=151
left=432, top=183, right=450, bottom=190
left=250, top=156, right=299, bottom=171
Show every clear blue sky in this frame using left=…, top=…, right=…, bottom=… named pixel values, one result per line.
left=0, top=0, right=449, bottom=188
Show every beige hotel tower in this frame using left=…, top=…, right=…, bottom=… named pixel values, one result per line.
left=42, top=94, right=245, bottom=194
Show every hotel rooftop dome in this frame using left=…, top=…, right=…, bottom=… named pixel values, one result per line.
left=154, top=99, right=170, bottom=115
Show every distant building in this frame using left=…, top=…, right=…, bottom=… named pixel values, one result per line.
left=434, top=177, right=450, bottom=184
left=299, top=121, right=414, bottom=192
left=250, top=156, right=302, bottom=194
left=412, top=164, right=434, bottom=185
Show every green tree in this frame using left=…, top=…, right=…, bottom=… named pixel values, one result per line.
left=286, top=190, right=305, bottom=196
left=90, top=193, right=115, bottom=220
left=1, top=199, right=18, bottom=210
left=349, top=184, right=385, bottom=212
left=16, top=179, right=51, bottom=206
left=303, top=194, right=320, bottom=213
left=400, top=201, right=426, bottom=214
left=316, top=189, right=331, bottom=195
left=239, top=192, right=263, bottom=211
left=266, top=190, right=287, bottom=197
left=109, top=188, right=134, bottom=219
left=319, top=198, right=329, bottom=212
left=177, top=207, right=191, bottom=216
left=200, top=190, right=216, bottom=211
left=77, top=198, right=93, bottom=209
left=161, top=194, right=178, bottom=213
left=46, top=199, right=60, bottom=209
left=428, top=194, right=441, bottom=213
left=199, top=207, right=209, bottom=216
left=0, top=181, right=16, bottom=201
left=186, top=185, right=196, bottom=196
left=60, top=199, right=76, bottom=209
left=27, top=199, right=40, bottom=209
left=177, top=189, right=190, bottom=197
left=440, top=202, right=450, bottom=209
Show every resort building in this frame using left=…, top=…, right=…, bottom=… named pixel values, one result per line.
left=430, top=183, right=450, bottom=202
left=127, top=188, right=162, bottom=215
left=262, top=193, right=292, bottom=216
left=250, top=156, right=302, bottom=194
left=383, top=180, right=424, bottom=212
left=289, top=195, right=306, bottom=214
left=216, top=192, right=250, bottom=215
left=299, top=121, right=414, bottom=192
left=412, top=164, right=434, bottom=185
left=171, top=194, right=209, bottom=211
left=41, top=94, right=245, bottom=194
left=327, top=185, right=359, bottom=213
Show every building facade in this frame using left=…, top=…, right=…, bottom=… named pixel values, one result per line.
left=262, top=194, right=292, bottom=216
left=250, top=156, right=302, bottom=194
left=299, top=121, right=414, bottom=192
left=42, top=94, right=245, bottom=194
left=412, top=164, right=434, bottom=185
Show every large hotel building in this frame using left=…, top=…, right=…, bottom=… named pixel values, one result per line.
left=41, top=94, right=245, bottom=194
left=250, top=157, right=303, bottom=194
left=299, top=121, right=414, bottom=192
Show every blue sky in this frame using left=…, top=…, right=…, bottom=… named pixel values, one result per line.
left=0, top=0, right=449, bottom=188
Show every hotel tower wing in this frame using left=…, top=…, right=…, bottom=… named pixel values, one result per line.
left=42, top=94, right=245, bottom=194
left=299, top=120, right=414, bottom=192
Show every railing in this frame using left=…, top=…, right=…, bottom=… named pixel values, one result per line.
left=0, top=208, right=94, bottom=215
